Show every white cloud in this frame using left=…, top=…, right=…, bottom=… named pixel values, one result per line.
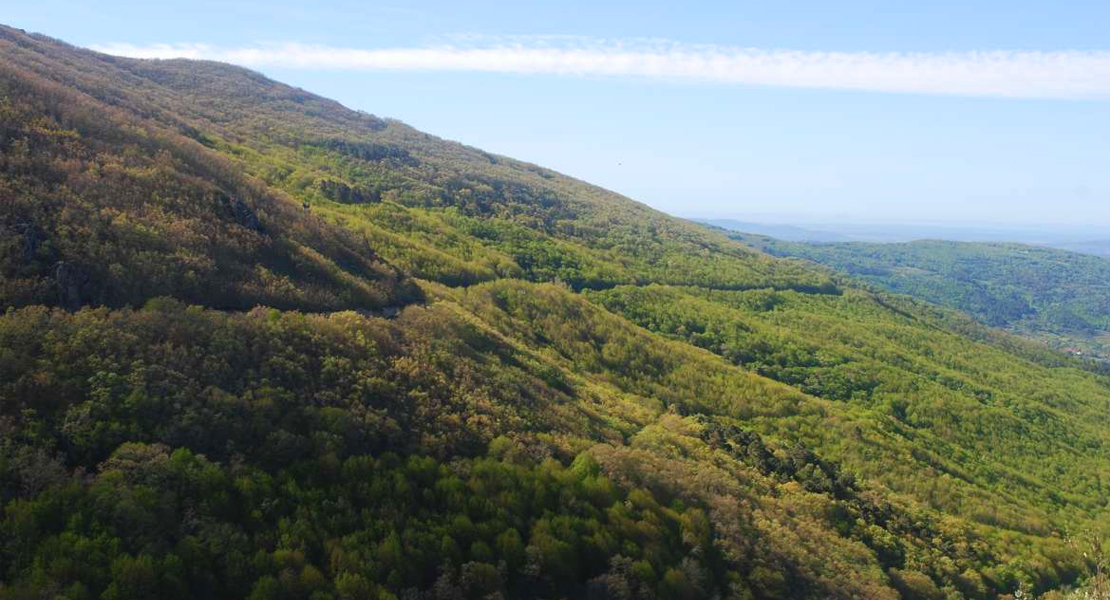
left=91, top=38, right=1110, bottom=99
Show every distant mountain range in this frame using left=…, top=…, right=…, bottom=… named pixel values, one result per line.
left=1052, top=240, right=1110, bottom=257
left=696, top=218, right=1110, bottom=256
left=694, top=219, right=852, bottom=242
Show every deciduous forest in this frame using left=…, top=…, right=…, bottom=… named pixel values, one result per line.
left=1, top=25, right=1108, bottom=600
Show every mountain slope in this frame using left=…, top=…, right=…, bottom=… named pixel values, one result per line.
left=0, top=26, right=828, bottom=298
left=731, top=234, right=1110, bottom=360
left=0, top=31, right=422, bottom=312
left=1, top=25, right=1109, bottom=600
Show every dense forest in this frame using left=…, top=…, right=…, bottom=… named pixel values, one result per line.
left=725, top=235, right=1110, bottom=361
left=2, top=24, right=1109, bottom=600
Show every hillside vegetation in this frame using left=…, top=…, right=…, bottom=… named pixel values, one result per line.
left=731, top=235, right=1110, bottom=360
left=2, top=25, right=1109, bottom=600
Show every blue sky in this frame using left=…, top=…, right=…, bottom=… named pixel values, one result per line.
left=5, top=1, right=1109, bottom=227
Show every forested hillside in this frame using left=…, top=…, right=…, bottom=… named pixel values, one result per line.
left=2, top=25, right=1109, bottom=600
left=730, top=235, right=1110, bottom=360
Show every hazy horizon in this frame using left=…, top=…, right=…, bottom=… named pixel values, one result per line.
left=684, top=212, right=1110, bottom=235
left=683, top=210, right=1110, bottom=229
left=691, top=214, right=1110, bottom=254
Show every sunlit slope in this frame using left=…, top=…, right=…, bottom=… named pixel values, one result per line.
left=1, top=23, right=1109, bottom=600
left=1, top=284, right=1082, bottom=600
left=0, top=25, right=831, bottom=297
left=590, top=284, right=1110, bottom=523
left=735, top=234, right=1110, bottom=360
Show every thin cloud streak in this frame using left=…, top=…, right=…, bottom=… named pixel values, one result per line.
left=91, top=39, right=1110, bottom=99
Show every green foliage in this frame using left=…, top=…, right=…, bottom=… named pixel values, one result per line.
left=738, top=235, right=1110, bottom=360
left=0, top=51, right=418, bottom=312
left=0, top=440, right=717, bottom=600
left=589, top=283, right=1110, bottom=531
left=1, top=23, right=1108, bottom=600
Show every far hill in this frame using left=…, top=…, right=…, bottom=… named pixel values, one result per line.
left=1053, top=239, right=1110, bottom=257
left=731, top=233, right=1110, bottom=359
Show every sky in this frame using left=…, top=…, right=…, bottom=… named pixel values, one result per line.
left=4, top=0, right=1109, bottom=228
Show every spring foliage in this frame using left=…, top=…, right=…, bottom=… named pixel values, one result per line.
left=1, top=24, right=1109, bottom=600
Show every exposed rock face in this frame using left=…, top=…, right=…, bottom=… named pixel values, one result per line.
left=54, top=260, right=91, bottom=310
left=14, top=221, right=42, bottom=264
left=219, top=193, right=263, bottom=233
